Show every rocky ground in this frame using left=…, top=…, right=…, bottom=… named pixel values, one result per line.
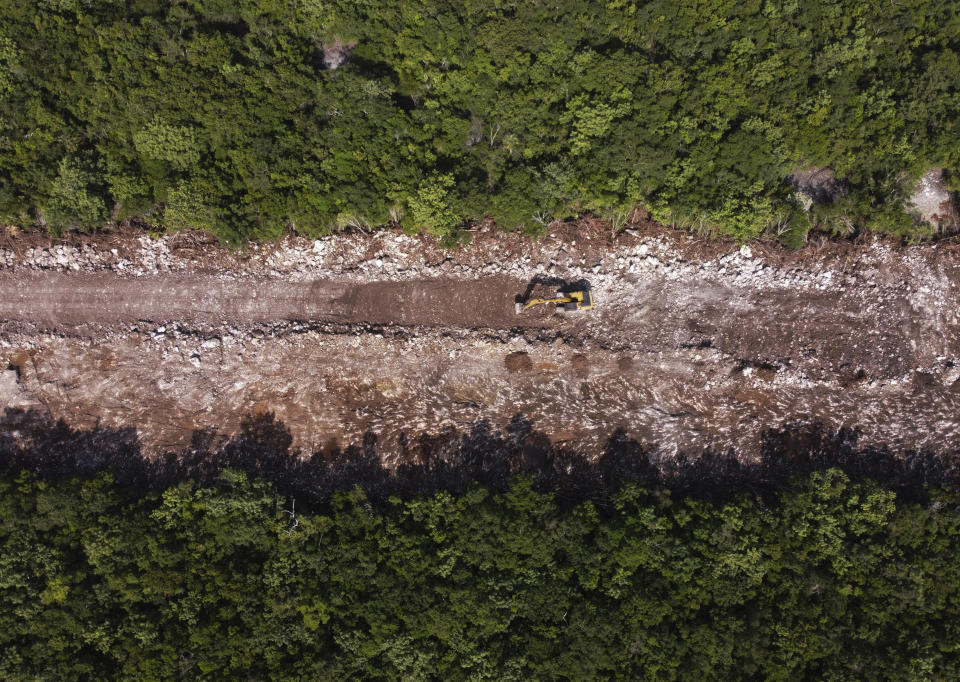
left=1, top=221, right=959, bottom=462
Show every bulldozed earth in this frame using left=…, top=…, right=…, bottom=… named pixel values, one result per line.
left=1, top=221, right=959, bottom=465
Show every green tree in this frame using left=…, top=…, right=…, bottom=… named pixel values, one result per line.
left=42, top=158, right=108, bottom=233
left=402, top=173, right=462, bottom=241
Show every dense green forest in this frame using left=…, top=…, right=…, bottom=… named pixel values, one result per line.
left=0, top=0, right=958, bottom=245
left=1, top=468, right=959, bottom=679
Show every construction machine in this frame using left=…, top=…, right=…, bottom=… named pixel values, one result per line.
left=515, top=283, right=594, bottom=314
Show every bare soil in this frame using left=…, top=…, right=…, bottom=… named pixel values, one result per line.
left=2, top=221, right=959, bottom=461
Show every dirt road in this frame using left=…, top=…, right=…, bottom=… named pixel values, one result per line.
left=2, top=223, right=959, bottom=459
left=0, top=273, right=532, bottom=329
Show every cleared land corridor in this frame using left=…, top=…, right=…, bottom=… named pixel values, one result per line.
left=1, top=227, right=959, bottom=459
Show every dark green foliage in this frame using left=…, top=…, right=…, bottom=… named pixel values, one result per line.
left=0, top=1, right=958, bottom=243
left=1, top=468, right=959, bottom=679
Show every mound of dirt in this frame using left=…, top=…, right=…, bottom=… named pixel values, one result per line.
left=505, top=352, right=533, bottom=373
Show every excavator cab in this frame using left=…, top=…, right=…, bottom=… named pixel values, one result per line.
left=561, top=288, right=593, bottom=311
left=515, top=281, right=594, bottom=314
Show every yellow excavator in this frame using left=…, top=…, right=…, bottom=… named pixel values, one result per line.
left=515, top=284, right=594, bottom=314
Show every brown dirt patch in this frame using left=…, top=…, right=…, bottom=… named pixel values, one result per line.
left=505, top=352, right=533, bottom=373
left=571, top=354, right=590, bottom=377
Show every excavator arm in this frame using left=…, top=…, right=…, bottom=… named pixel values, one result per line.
left=521, top=295, right=574, bottom=310
left=515, top=288, right=592, bottom=313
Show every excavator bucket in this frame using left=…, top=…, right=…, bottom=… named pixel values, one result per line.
left=515, top=302, right=523, bottom=314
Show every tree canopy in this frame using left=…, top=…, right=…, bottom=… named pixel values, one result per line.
left=0, top=0, right=957, bottom=244
left=1, top=467, right=959, bottom=679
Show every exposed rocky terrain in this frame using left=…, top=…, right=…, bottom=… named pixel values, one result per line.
left=1, top=222, right=959, bottom=461
left=910, top=168, right=960, bottom=233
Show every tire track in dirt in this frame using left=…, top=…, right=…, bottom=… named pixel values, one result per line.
left=0, top=271, right=939, bottom=383
left=0, top=273, right=538, bottom=330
